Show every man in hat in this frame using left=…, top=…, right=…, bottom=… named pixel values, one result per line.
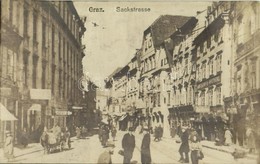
left=178, top=126, right=190, bottom=163
left=4, top=131, right=14, bottom=161
left=97, top=141, right=115, bottom=164
left=141, top=126, right=151, bottom=164
left=122, top=127, right=135, bottom=164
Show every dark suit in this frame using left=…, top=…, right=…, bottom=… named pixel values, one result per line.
left=179, top=130, right=190, bottom=162
left=122, top=133, right=135, bottom=164
left=141, top=133, right=151, bottom=164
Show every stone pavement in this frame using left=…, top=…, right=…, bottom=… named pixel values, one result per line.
left=200, top=140, right=257, bottom=160
left=0, top=130, right=257, bottom=163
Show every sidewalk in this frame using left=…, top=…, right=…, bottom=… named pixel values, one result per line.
left=0, top=143, right=44, bottom=163
left=170, top=135, right=257, bottom=160
left=200, top=140, right=258, bottom=160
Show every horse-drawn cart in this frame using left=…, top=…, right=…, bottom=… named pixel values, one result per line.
left=41, top=131, right=70, bottom=154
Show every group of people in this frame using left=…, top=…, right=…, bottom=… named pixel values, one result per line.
left=98, top=126, right=151, bottom=164
left=75, top=126, right=88, bottom=139
left=40, top=124, right=71, bottom=154
left=178, top=126, right=204, bottom=164
left=153, top=125, right=163, bottom=142
left=98, top=123, right=117, bottom=148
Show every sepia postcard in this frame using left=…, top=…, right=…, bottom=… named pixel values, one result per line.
left=0, top=0, right=259, bottom=163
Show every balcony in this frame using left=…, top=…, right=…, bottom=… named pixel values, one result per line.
left=236, top=30, right=260, bottom=58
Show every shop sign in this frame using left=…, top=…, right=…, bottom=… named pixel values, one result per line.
left=30, top=89, right=51, bottom=100
left=72, top=106, right=83, bottom=110
left=197, top=75, right=221, bottom=90
left=55, top=111, right=69, bottom=116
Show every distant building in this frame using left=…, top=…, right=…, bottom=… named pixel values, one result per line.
left=96, top=90, right=109, bottom=113
left=139, top=15, right=198, bottom=136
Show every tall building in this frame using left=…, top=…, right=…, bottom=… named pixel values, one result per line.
left=0, top=0, right=86, bottom=145
left=139, top=15, right=198, bottom=136
left=224, top=1, right=260, bottom=146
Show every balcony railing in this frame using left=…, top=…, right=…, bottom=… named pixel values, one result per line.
left=237, top=30, right=260, bottom=57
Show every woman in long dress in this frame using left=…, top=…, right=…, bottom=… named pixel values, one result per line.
left=4, top=131, right=14, bottom=161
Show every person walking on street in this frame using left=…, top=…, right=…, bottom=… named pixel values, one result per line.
left=20, top=128, right=28, bottom=148
left=141, top=126, right=151, bottom=164
left=246, top=127, right=256, bottom=153
left=224, top=127, right=232, bottom=146
left=158, top=124, right=163, bottom=140
left=97, top=141, right=115, bottom=164
left=178, top=126, right=190, bottom=163
left=122, top=127, right=135, bottom=164
left=101, top=125, right=110, bottom=147
left=154, top=126, right=160, bottom=142
left=4, top=131, right=14, bottom=162
left=190, top=134, right=203, bottom=164
left=111, top=125, right=117, bottom=141
left=76, top=127, right=81, bottom=139
left=65, top=127, right=71, bottom=149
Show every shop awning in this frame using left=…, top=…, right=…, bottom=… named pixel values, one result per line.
left=194, top=105, right=210, bottom=113
left=0, top=103, right=18, bottom=121
left=28, top=104, right=41, bottom=112
left=169, top=105, right=194, bottom=113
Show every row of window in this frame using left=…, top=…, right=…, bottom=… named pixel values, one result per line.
left=236, top=60, right=257, bottom=93
left=142, top=55, right=156, bottom=73
left=197, top=55, right=222, bottom=81
left=196, top=87, right=221, bottom=106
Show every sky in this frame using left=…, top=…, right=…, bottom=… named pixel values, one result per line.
left=73, top=1, right=212, bottom=88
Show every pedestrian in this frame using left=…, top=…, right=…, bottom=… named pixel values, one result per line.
left=111, top=125, right=117, bottom=141
left=82, top=126, right=87, bottom=137
left=178, top=126, right=190, bottom=163
left=246, top=127, right=256, bottom=153
left=4, top=131, right=14, bottom=162
left=141, top=126, right=151, bottom=164
left=97, top=141, right=115, bottom=164
left=154, top=126, right=159, bottom=142
left=190, top=134, right=203, bottom=164
left=76, top=126, right=81, bottom=139
left=158, top=124, right=163, bottom=140
left=224, top=127, right=232, bottom=146
left=170, top=125, right=176, bottom=138
left=101, top=125, right=110, bottom=147
left=177, top=123, right=182, bottom=137
left=20, top=128, right=28, bottom=148
left=122, top=127, right=135, bottom=164
left=65, top=127, right=71, bottom=149
left=40, top=127, right=49, bottom=154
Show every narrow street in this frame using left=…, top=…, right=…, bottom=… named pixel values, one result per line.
left=1, top=130, right=256, bottom=163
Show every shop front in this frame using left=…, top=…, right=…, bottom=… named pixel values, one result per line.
left=0, top=103, right=18, bottom=147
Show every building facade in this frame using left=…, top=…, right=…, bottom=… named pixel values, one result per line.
left=0, top=0, right=86, bottom=145
left=105, top=2, right=259, bottom=142
left=225, top=1, right=260, bottom=146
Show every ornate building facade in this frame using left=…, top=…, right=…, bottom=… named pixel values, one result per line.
left=0, top=0, right=86, bottom=145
